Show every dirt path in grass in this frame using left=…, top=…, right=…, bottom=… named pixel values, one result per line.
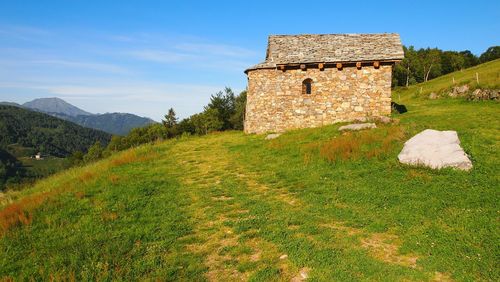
left=167, top=134, right=452, bottom=281
left=170, top=136, right=302, bottom=281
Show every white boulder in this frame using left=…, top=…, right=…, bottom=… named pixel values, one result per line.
left=339, top=123, right=377, bottom=131
left=398, top=129, right=472, bottom=171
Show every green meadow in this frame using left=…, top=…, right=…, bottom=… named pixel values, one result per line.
left=0, top=60, right=499, bottom=281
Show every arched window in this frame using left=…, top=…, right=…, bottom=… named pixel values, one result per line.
left=302, top=78, right=313, bottom=95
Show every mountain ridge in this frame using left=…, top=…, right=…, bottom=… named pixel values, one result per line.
left=6, top=97, right=156, bottom=135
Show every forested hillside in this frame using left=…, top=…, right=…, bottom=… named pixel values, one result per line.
left=392, top=45, right=499, bottom=86
left=51, top=112, right=156, bottom=135
left=0, top=105, right=111, bottom=157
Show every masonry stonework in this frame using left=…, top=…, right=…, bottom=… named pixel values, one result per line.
left=244, top=65, right=393, bottom=134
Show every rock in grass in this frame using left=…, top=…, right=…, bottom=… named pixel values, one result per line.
left=265, top=133, right=281, bottom=140
left=338, top=123, right=377, bottom=131
left=376, top=116, right=392, bottom=124
left=467, top=88, right=499, bottom=101
left=449, top=84, right=470, bottom=97
left=398, top=129, right=472, bottom=171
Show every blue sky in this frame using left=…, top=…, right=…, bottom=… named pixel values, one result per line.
left=0, top=1, right=498, bottom=121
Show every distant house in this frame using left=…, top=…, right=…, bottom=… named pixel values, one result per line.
left=244, top=33, right=404, bottom=134
left=35, top=152, right=43, bottom=160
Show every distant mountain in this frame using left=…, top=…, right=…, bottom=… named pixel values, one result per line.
left=52, top=112, right=156, bottom=136
left=23, top=97, right=92, bottom=117
left=20, top=97, right=156, bottom=135
left=0, top=105, right=111, bottom=157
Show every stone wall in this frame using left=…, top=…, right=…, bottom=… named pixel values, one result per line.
left=244, top=65, right=393, bottom=134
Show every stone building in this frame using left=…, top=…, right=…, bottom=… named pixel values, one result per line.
left=244, top=33, right=404, bottom=134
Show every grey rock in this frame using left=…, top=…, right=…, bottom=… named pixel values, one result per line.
left=265, top=133, right=281, bottom=140
left=467, top=88, right=499, bottom=101
left=339, top=123, right=377, bottom=131
left=449, top=85, right=470, bottom=97
left=398, top=129, right=472, bottom=171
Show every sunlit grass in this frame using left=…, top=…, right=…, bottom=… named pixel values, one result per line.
left=0, top=61, right=498, bottom=281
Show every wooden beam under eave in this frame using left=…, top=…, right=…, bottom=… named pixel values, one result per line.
left=373, top=61, right=380, bottom=69
left=300, top=64, right=306, bottom=71
left=318, top=63, right=324, bottom=71
left=336, top=63, right=343, bottom=70
left=356, top=62, right=362, bottom=69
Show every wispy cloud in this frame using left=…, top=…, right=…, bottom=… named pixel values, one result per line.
left=126, top=50, right=196, bottom=63
left=0, top=26, right=253, bottom=119
left=32, top=60, right=130, bottom=74
left=174, top=43, right=257, bottom=57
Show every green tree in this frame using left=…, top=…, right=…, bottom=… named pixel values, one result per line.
left=479, top=46, right=500, bottom=63
left=146, top=123, right=168, bottom=141
left=162, top=108, right=178, bottom=138
left=191, top=108, right=224, bottom=135
left=229, top=90, right=247, bottom=130
left=395, top=46, right=418, bottom=87
left=177, top=118, right=195, bottom=135
left=205, top=87, right=236, bottom=130
left=162, top=108, right=178, bottom=128
left=459, top=50, right=479, bottom=68
left=418, top=48, right=442, bottom=82
left=68, top=151, right=84, bottom=166
left=441, top=51, right=465, bottom=74
left=83, top=141, right=104, bottom=163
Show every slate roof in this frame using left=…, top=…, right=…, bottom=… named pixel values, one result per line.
left=245, top=33, right=404, bottom=73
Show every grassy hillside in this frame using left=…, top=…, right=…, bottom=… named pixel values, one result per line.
left=0, top=62, right=498, bottom=281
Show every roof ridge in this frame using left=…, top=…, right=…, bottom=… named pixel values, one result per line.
left=246, top=33, right=404, bottom=73
left=268, top=33, right=399, bottom=37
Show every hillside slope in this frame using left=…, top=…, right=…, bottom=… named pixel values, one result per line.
left=20, top=97, right=156, bottom=135
left=0, top=62, right=498, bottom=281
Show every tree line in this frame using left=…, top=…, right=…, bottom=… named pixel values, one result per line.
left=392, top=45, right=499, bottom=87
left=76, top=88, right=246, bottom=163
left=78, top=45, right=500, bottom=163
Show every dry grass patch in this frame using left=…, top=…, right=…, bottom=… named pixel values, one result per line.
left=110, top=150, right=138, bottom=167
left=74, top=191, right=85, bottom=199
left=318, top=125, right=406, bottom=162
left=320, top=222, right=363, bottom=236
left=109, top=148, right=160, bottom=168
left=102, top=211, right=118, bottom=221
left=433, top=271, right=454, bottom=281
left=406, top=169, right=432, bottom=182
left=78, top=171, right=96, bottom=183
left=0, top=192, right=51, bottom=235
left=108, top=174, right=120, bottom=184
left=361, top=233, right=419, bottom=268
